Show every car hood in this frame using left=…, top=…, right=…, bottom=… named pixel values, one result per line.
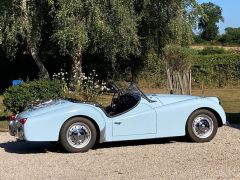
left=147, top=94, right=200, bottom=105
left=17, top=100, right=74, bottom=118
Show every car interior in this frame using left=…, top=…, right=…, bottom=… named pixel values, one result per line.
left=104, top=91, right=141, bottom=117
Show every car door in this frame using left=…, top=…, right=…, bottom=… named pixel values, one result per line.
left=112, top=100, right=157, bottom=136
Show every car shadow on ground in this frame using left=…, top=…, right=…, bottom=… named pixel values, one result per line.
left=227, top=124, right=240, bottom=130
left=93, top=136, right=188, bottom=150
left=0, top=136, right=188, bottom=154
left=226, top=113, right=240, bottom=123
left=0, top=141, right=61, bottom=154
left=226, top=112, right=240, bottom=130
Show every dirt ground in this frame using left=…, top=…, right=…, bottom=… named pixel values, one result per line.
left=0, top=125, right=239, bottom=180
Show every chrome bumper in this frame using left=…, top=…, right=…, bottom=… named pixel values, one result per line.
left=9, top=120, right=24, bottom=140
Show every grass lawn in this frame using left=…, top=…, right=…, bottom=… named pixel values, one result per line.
left=0, top=88, right=240, bottom=132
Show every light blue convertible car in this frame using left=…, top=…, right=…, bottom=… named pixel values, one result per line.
left=9, top=83, right=226, bottom=153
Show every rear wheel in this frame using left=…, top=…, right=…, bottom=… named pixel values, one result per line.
left=60, top=117, right=97, bottom=153
left=186, top=109, right=218, bottom=142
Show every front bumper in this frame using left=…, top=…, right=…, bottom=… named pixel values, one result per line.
left=9, top=120, right=24, bottom=140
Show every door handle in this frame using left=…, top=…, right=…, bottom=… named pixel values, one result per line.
left=114, top=122, right=122, bottom=125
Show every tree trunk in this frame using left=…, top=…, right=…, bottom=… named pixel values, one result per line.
left=30, top=48, right=49, bottom=79
left=72, top=52, right=82, bottom=77
left=22, top=0, right=49, bottom=79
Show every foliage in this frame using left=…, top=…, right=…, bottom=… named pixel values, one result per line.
left=53, top=69, right=108, bottom=101
left=198, top=2, right=224, bottom=41
left=3, top=79, right=64, bottom=113
left=163, top=45, right=196, bottom=94
left=0, top=0, right=50, bottom=78
left=139, top=50, right=166, bottom=87
left=163, top=45, right=195, bottom=71
left=138, top=50, right=240, bottom=88
left=192, top=54, right=240, bottom=87
left=198, top=46, right=226, bottom=55
left=51, top=0, right=140, bottom=77
left=219, top=27, right=240, bottom=45
left=0, top=95, right=8, bottom=119
left=137, top=0, right=200, bottom=57
left=0, top=0, right=22, bottom=57
left=1, top=0, right=203, bottom=86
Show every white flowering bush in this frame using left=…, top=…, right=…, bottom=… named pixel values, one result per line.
left=52, top=69, right=68, bottom=81
left=52, top=69, right=69, bottom=93
left=75, top=70, right=109, bottom=101
left=52, top=69, right=109, bottom=101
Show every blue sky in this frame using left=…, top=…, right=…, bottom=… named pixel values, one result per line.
left=198, top=0, right=240, bottom=34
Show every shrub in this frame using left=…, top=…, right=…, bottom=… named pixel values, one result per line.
left=3, top=79, right=64, bottom=113
left=192, top=54, right=240, bottom=87
left=198, top=46, right=226, bottom=55
left=162, top=45, right=197, bottom=94
left=163, top=45, right=197, bottom=71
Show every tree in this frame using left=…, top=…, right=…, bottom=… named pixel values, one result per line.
left=0, top=0, right=50, bottom=78
left=51, top=0, right=140, bottom=79
left=198, top=2, right=224, bottom=41
left=136, top=0, right=200, bottom=58
left=219, top=27, right=240, bottom=45
left=135, top=0, right=200, bottom=90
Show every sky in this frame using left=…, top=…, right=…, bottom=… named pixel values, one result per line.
left=197, top=0, right=240, bottom=34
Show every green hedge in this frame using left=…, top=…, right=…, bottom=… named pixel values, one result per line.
left=193, top=54, right=240, bottom=65
left=198, top=46, right=227, bottom=55
left=139, top=53, right=240, bottom=88
left=3, top=79, right=64, bottom=113
left=192, top=54, right=240, bottom=87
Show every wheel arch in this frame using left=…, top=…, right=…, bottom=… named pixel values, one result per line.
left=190, top=107, right=224, bottom=127
left=60, top=115, right=101, bottom=143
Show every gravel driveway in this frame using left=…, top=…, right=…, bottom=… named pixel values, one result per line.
left=0, top=125, right=239, bottom=180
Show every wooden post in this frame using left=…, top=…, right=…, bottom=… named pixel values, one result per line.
left=177, top=72, right=184, bottom=94
left=167, top=68, right=173, bottom=94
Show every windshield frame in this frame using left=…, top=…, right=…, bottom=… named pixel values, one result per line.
left=128, top=84, right=155, bottom=103
left=111, top=82, right=155, bottom=103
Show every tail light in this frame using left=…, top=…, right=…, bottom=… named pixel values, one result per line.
left=19, top=118, right=27, bottom=125
left=9, top=115, right=16, bottom=121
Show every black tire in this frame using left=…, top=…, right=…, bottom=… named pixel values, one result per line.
left=60, top=117, right=97, bottom=153
left=186, top=109, right=218, bottom=143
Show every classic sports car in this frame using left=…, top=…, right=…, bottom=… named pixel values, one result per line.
left=9, top=83, right=226, bottom=153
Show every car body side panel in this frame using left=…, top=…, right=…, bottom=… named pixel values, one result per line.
left=111, top=99, right=157, bottom=137
left=24, top=104, right=107, bottom=141
left=155, top=98, right=226, bottom=138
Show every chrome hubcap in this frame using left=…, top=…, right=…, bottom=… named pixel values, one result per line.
left=192, top=114, right=213, bottom=138
left=67, top=123, right=91, bottom=148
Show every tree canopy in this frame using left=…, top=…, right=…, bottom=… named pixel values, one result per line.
left=198, top=2, right=224, bottom=41
left=0, top=0, right=201, bottom=82
left=219, top=27, right=240, bottom=45
left=0, top=0, right=50, bottom=78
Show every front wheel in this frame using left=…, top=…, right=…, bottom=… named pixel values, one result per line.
left=60, top=117, right=97, bottom=153
left=186, top=109, right=218, bottom=143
